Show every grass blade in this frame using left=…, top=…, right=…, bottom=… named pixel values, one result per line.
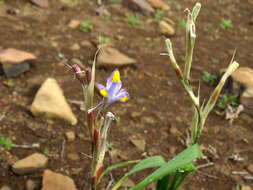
left=129, top=144, right=203, bottom=190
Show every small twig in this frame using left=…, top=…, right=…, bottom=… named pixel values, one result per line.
left=232, top=171, right=249, bottom=175
left=197, top=162, right=214, bottom=169
left=13, top=143, right=40, bottom=148
left=105, top=173, right=115, bottom=190
left=68, top=99, right=84, bottom=106
left=80, top=152, right=92, bottom=159
left=197, top=170, right=218, bottom=179
left=61, top=139, right=66, bottom=160
left=243, top=175, right=253, bottom=181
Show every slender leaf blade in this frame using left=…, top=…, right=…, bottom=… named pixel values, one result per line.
left=129, top=144, right=203, bottom=190
left=112, top=156, right=166, bottom=190
left=98, top=160, right=140, bottom=183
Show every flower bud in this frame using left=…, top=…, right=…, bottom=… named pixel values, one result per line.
left=71, top=64, right=86, bottom=84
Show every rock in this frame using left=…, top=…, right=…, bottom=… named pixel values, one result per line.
left=98, top=47, right=136, bottom=67
left=241, top=185, right=252, bottom=190
left=169, top=126, right=182, bottom=136
left=125, top=0, right=154, bottom=13
left=80, top=41, right=92, bottom=48
left=68, top=20, right=80, bottom=29
left=0, top=186, right=11, bottom=190
left=240, top=88, right=253, bottom=116
left=131, top=111, right=142, bottom=118
left=30, top=0, right=49, bottom=8
left=0, top=48, right=36, bottom=63
left=12, top=153, right=48, bottom=175
left=146, top=0, right=170, bottom=10
left=67, top=153, right=80, bottom=161
left=159, top=21, right=175, bottom=36
left=141, top=116, right=155, bottom=124
left=109, top=149, right=128, bottom=162
left=65, top=131, right=75, bottom=142
left=70, top=58, right=82, bottom=66
left=109, top=149, right=119, bottom=163
left=0, top=48, right=36, bottom=77
left=231, top=67, right=253, bottom=88
left=130, top=136, right=146, bottom=151
left=42, top=170, right=77, bottom=190
left=30, top=78, right=77, bottom=125
left=70, top=43, right=80, bottom=51
left=247, top=164, right=253, bottom=174
left=26, top=179, right=37, bottom=190
left=60, top=0, right=78, bottom=7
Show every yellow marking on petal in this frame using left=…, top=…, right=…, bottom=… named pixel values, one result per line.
left=100, top=89, right=109, bottom=97
left=112, top=71, right=121, bottom=82
left=120, top=96, right=128, bottom=102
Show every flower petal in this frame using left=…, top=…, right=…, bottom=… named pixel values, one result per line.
left=116, top=89, right=129, bottom=102
left=107, top=81, right=122, bottom=97
left=106, top=69, right=121, bottom=88
left=97, top=83, right=109, bottom=97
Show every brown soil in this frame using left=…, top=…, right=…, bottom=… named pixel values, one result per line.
left=0, top=0, right=253, bottom=189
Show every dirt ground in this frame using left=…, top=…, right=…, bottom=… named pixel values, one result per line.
left=0, top=0, right=253, bottom=189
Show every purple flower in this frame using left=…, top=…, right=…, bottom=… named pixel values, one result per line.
left=97, top=69, right=129, bottom=106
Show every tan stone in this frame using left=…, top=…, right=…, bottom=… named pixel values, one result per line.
left=68, top=19, right=80, bottom=29
left=12, top=153, right=48, bottom=175
left=30, top=0, right=49, bottom=8
left=231, top=67, right=253, bottom=88
left=65, top=131, right=75, bottom=142
left=30, top=78, right=77, bottom=125
left=241, top=185, right=252, bottom=190
left=130, top=136, right=146, bottom=151
left=146, top=0, right=170, bottom=10
left=0, top=48, right=36, bottom=63
left=42, top=170, right=77, bottom=190
left=247, top=164, right=253, bottom=174
left=97, top=47, right=136, bottom=67
left=159, top=21, right=175, bottom=36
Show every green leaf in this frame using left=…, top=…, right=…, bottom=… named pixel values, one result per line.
left=156, top=174, right=169, bottom=190
left=112, top=156, right=166, bottom=190
left=129, top=144, right=203, bottom=190
left=0, top=133, right=14, bottom=149
left=98, top=160, right=140, bottom=183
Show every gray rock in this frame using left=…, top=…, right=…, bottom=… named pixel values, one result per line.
left=42, top=170, right=77, bottom=190
left=12, top=153, right=48, bottom=175
left=30, top=78, right=77, bottom=125
left=0, top=48, right=36, bottom=77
